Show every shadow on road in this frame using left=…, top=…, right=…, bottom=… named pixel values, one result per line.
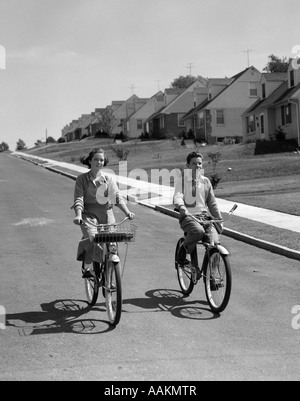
left=123, top=288, right=221, bottom=320
left=6, top=299, right=114, bottom=336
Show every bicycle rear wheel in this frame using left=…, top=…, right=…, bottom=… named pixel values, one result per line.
left=105, top=260, right=122, bottom=326
left=175, top=238, right=194, bottom=295
left=204, top=248, right=232, bottom=313
left=84, top=261, right=100, bottom=306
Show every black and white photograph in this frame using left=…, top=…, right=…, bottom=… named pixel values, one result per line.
left=0, top=0, right=300, bottom=383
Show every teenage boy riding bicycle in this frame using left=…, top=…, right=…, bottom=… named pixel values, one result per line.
left=173, top=151, right=223, bottom=270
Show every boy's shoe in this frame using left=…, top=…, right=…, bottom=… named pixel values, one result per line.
left=176, top=243, right=188, bottom=265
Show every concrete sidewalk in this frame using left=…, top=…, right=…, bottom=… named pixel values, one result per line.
left=12, top=151, right=300, bottom=261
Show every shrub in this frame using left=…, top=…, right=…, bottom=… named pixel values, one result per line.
left=111, top=146, right=130, bottom=161
left=254, top=139, right=298, bottom=155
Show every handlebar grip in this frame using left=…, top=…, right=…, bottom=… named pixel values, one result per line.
left=231, top=204, right=238, bottom=212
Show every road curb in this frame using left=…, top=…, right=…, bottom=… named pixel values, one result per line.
left=154, top=205, right=300, bottom=262
left=13, top=153, right=300, bottom=261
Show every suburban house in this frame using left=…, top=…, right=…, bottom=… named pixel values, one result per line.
left=112, top=95, right=149, bottom=136
left=182, top=66, right=262, bottom=144
left=63, top=119, right=79, bottom=142
left=62, top=110, right=102, bottom=142
left=144, top=80, right=207, bottom=139
left=119, top=91, right=164, bottom=138
left=242, top=63, right=300, bottom=146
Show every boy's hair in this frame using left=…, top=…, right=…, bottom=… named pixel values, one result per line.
left=186, top=151, right=203, bottom=165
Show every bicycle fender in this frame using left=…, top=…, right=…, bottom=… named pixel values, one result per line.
left=216, top=245, right=229, bottom=255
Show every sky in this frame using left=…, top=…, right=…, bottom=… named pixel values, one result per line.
left=0, top=0, right=299, bottom=150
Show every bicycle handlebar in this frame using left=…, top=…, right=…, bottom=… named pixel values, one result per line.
left=191, top=204, right=238, bottom=225
left=84, top=216, right=130, bottom=228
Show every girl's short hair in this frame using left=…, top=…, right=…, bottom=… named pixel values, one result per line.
left=80, top=148, right=107, bottom=168
left=186, top=151, right=203, bottom=165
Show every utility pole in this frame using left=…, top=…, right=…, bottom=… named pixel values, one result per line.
left=243, top=49, right=253, bottom=68
left=45, top=129, right=47, bottom=144
left=186, top=62, right=194, bottom=76
left=155, top=80, right=161, bottom=91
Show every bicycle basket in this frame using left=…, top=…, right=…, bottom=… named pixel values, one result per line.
left=93, top=223, right=137, bottom=243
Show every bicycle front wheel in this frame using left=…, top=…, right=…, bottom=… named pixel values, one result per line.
left=105, top=260, right=122, bottom=326
left=175, top=238, right=194, bottom=295
left=84, top=261, right=100, bottom=306
left=204, top=248, right=232, bottom=313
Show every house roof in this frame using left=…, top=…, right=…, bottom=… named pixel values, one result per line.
left=181, top=98, right=210, bottom=121
left=261, top=72, right=286, bottom=82
left=182, top=66, right=258, bottom=120
left=242, top=80, right=300, bottom=116
left=144, top=105, right=165, bottom=123
left=119, top=91, right=164, bottom=124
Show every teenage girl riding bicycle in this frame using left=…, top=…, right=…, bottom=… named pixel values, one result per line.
left=72, top=147, right=135, bottom=278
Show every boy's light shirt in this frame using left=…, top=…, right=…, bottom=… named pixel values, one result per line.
left=174, top=168, right=207, bottom=214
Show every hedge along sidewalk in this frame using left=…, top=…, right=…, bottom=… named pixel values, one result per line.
left=12, top=151, right=300, bottom=261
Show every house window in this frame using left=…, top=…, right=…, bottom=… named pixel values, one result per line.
left=137, top=119, right=143, bottom=130
left=281, top=104, right=292, bottom=125
left=260, top=114, right=265, bottom=134
left=249, top=82, right=258, bottom=97
left=198, top=111, right=204, bottom=128
left=246, top=115, right=255, bottom=133
left=290, top=70, right=295, bottom=87
left=216, top=109, right=224, bottom=125
left=178, top=114, right=186, bottom=127
left=262, top=83, right=266, bottom=99
left=160, top=116, right=164, bottom=129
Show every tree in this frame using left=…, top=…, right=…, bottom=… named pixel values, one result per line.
left=46, top=136, right=56, bottom=144
left=208, top=151, right=222, bottom=189
left=35, top=139, right=43, bottom=147
left=263, top=54, right=291, bottom=73
left=171, top=75, right=207, bottom=89
left=16, top=139, right=27, bottom=151
left=0, top=141, right=9, bottom=152
left=95, top=107, right=117, bottom=137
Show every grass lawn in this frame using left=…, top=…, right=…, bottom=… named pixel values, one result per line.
left=23, top=138, right=300, bottom=251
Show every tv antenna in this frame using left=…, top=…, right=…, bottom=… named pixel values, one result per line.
left=129, top=84, right=136, bottom=94
left=243, top=50, right=253, bottom=67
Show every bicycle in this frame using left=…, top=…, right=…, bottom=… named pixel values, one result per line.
left=175, top=204, right=238, bottom=314
left=81, top=217, right=137, bottom=326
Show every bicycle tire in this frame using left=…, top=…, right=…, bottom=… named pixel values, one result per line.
left=83, top=261, right=100, bottom=306
left=175, top=238, right=194, bottom=295
left=204, top=248, right=232, bottom=313
left=105, top=260, right=122, bottom=326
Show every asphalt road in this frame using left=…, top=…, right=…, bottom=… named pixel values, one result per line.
left=0, top=152, right=300, bottom=382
